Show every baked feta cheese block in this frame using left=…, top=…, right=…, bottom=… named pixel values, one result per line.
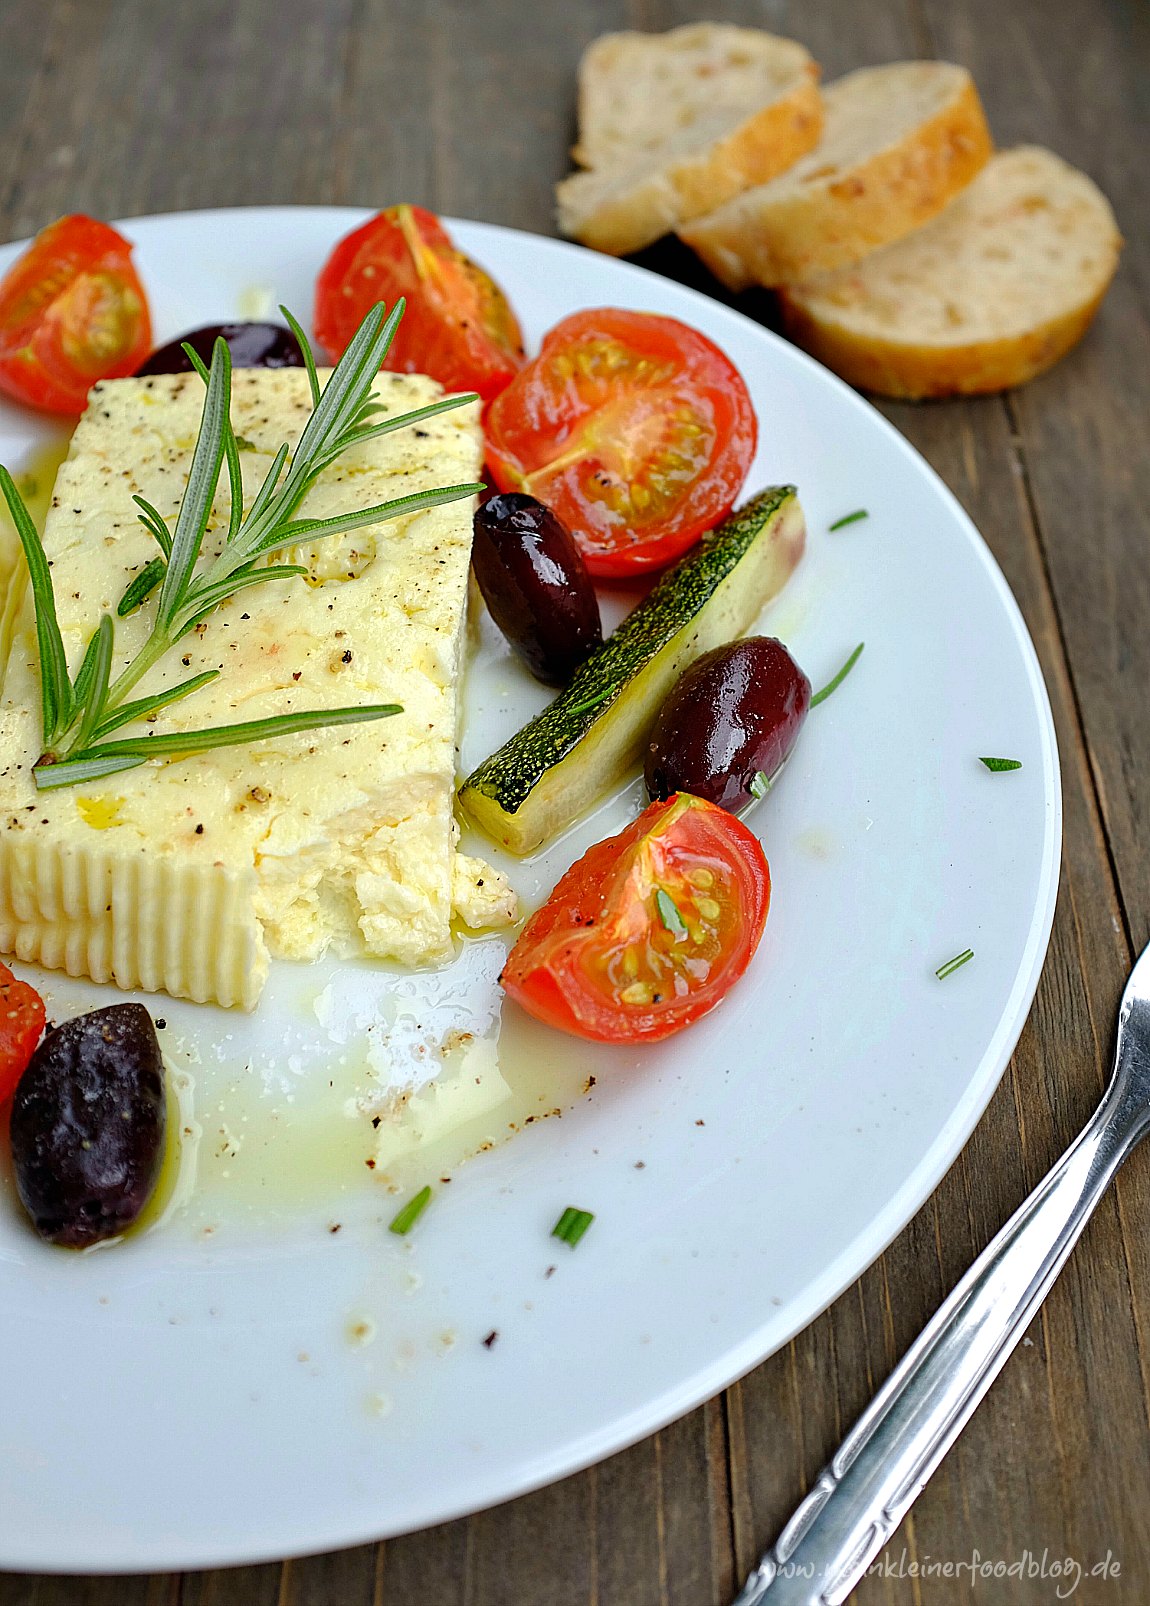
left=0, top=367, right=515, bottom=1009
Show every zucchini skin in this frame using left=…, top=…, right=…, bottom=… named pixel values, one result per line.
left=461, top=486, right=803, bottom=852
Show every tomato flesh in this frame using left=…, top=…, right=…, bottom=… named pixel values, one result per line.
left=502, top=794, right=770, bottom=1043
left=485, top=308, right=757, bottom=577
left=0, top=215, right=152, bottom=414
left=0, top=961, right=46, bottom=1105
left=314, top=205, right=524, bottom=401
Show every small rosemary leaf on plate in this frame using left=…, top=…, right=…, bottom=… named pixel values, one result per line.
left=567, top=685, right=617, bottom=717
left=810, top=642, right=864, bottom=708
left=935, top=948, right=974, bottom=980
left=655, top=886, right=687, bottom=937
left=979, top=756, right=1022, bottom=773
left=749, top=769, right=770, bottom=800
left=552, top=1207, right=595, bottom=1248
left=829, top=509, right=869, bottom=531
left=389, top=1185, right=433, bottom=1236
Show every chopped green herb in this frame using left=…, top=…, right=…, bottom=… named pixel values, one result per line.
left=749, top=769, right=770, bottom=800
left=829, top=509, right=869, bottom=531
left=810, top=642, right=864, bottom=708
left=655, top=886, right=687, bottom=937
left=567, top=685, right=617, bottom=717
left=979, top=757, right=1022, bottom=773
left=234, top=435, right=258, bottom=452
left=936, top=948, right=974, bottom=981
left=389, top=1184, right=433, bottom=1236
left=552, top=1207, right=594, bottom=1248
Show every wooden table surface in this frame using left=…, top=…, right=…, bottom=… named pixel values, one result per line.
left=1, top=0, right=1147, bottom=1600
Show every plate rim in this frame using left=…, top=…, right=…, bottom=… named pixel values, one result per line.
left=0, top=204, right=1062, bottom=1573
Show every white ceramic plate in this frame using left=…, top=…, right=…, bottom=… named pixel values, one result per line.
left=0, top=209, right=1059, bottom=1573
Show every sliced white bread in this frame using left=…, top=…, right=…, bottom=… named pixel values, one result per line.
left=680, top=62, right=993, bottom=290
left=556, top=24, right=823, bottom=257
left=778, top=147, right=1122, bottom=398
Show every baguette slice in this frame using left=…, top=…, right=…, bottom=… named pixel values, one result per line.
left=681, top=62, right=992, bottom=289
left=779, top=147, right=1122, bottom=398
left=557, top=24, right=823, bottom=256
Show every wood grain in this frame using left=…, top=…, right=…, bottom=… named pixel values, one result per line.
left=0, top=0, right=1147, bottom=1600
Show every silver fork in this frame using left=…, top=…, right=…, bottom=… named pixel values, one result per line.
left=734, top=940, right=1150, bottom=1606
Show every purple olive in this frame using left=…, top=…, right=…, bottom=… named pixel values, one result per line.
left=10, top=1004, right=166, bottom=1248
left=472, top=493, right=602, bottom=685
left=135, top=321, right=304, bottom=376
left=646, top=637, right=811, bottom=812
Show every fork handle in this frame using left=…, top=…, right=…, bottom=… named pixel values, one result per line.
left=734, top=1055, right=1150, bottom=1606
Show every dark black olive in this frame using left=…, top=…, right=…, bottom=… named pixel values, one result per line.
left=645, top=637, right=811, bottom=812
left=135, top=322, right=304, bottom=376
left=472, top=493, right=602, bottom=686
left=9, top=1004, right=166, bottom=1248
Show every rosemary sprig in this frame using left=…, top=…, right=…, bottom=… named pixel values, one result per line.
left=0, top=300, right=483, bottom=790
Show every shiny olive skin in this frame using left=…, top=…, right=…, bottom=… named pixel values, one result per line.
left=472, top=493, right=602, bottom=685
left=135, top=321, right=304, bottom=376
left=645, top=637, right=811, bottom=812
left=9, top=1004, right=166, bottom=1248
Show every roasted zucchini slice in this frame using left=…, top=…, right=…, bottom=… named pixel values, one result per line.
left=460, top=485, right=805, bottom=854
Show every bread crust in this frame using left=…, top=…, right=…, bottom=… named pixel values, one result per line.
left=779, top=288, right=1111, bottom=397
left=558, top=73, right=823, bottom=255
left=681, top=68, right=993, bottom=290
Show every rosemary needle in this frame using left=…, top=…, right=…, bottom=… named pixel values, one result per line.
left=829, top=509, right=869, bottom=531
left=936, top=949, right=974, bottom=981
left=810, top=642, right=864, bottom=708
left=389, top=1185, right=433, bottom=1236
left=655, top=887, right=687, bottom=937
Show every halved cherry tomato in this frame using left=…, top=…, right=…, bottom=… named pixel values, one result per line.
left=0, top=961, right=46, bottom=1104
left=484, top=308, right=757, bottom=578
left=501, top=793, right=770, bottom=1043
left=0, top=215, right=152, bottom=414
left=314, top=205, right=524, bottom=401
